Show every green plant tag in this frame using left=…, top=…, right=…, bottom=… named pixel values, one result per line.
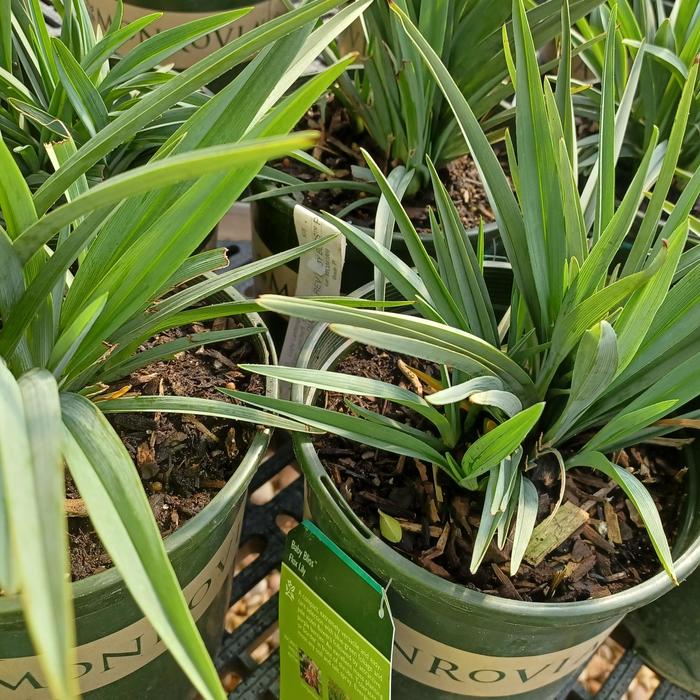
left=279, top=520, right=394, bottom=700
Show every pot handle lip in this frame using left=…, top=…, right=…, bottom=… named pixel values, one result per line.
left=319, top=472, right=374, bottom=540
left=295, top=434, right=374, bottom=540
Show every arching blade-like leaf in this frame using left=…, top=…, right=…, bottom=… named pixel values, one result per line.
left=538, top=246, right=668, bottom=393
left=49, top=293, right=108, bottom=379
left=460, top=403, right=544, bottom=481
left=373, top=165, right=415, bottom=303
left=258, top=296, right=536, bottom=399
left=427, top=158, right=498, bottom=344
left=510, top=475, right=538, bottom=576
left=571, top=126, right=660, bottom=303
left=390, top=1, right=542, bottom=336
left=80, top=12, right=162, bottom=77
left=239, top=363, right=455, bottom=445
left=345, top=400, right=447, bottom=453
left=624, top=60, right=699, bottom=275
left=567, top=451, right=676, bottom=583
left=61, top=393, right=227, bottom=700
left=614, top=222, right=687, bottom=373
left=554, top=0, right=576, bottom=171
left=332, top=324, right=500, bottom=384
left=8, top=98, right=71, bottom=138
left=427, top=376, right=504, bottom=405
left=585, top=401, right=679, bottom=453
left=580, top=42, right=646, bottom=223
left=469, top=390, right=523, bottom=418
left=493, top=446, right=523, bottom=515
left=100, top=9, right=251, bottom=90
left=13, top=133, right=318, bottom=263
left=100, top=327, right=264, bottom=383
left=222, top=389, right=449, bottom=468
left=239, top=364, right=426, bottom=410
left=0, top=366, right=77, bottom=699
left=470, top=469, right=505, bottom=573
left=33, top=0, right=354, bottom=213
left=545, top=320, right=618, bottom=445
left=52, top=38, right=109, bottom=137
left=321, top=212, right=432, bottom=309
left=361, top=149, right=465, bottom=328
left=0, top=133, right=37, bottom=239
left=0, top=0, right=11, bottom=71
left=104, top=236, right=336, bottom=370
left=592, top=6, right=617, bottom=244
left=96, top=394, right=317, bottom=434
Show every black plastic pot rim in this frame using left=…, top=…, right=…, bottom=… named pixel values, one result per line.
left=252, top=179, right=502, bottom=242
left=293, top=315, right=700, bottom=628
left=0, top=282, right=277, bottom=619
left=124, top=0, right=263, bottom=11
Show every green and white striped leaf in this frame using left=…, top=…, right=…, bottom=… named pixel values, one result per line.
left=258, top=296, right=536, bottom=399
left=469, top=390, right=523, bottom=418
left=13, top=134, right=317, bottom=263
left=390, top=1, right=542, bottom=335
left=239, top=363, right=457, bottom=446
left=585, top=401, right=679, bottom=453
left=100, top=10, right=251, bottom=90
left=52, top=38, right=109, bottom=137
left=470, top=467, right=506, bottom=573
left=32, top=0, right=354, bottom=213
left=427, top=376, right=504, bottom=406
left=101, top=327, right=264, bottom=383
left=97, top=395, right=317, bottom=434
left=49, top=293, right=108, bottom=379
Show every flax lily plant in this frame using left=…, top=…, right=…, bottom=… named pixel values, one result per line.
left=325, top=0, right=604, bottom=190
left=0, top=0, right=226, bottom=188
left=0, top=1, right=373, bottom=697
left=576, top=0, right=700, bottom=178
left=254, top=0, right=604, bottom=204
left=233, top=0, right=700, bottom=587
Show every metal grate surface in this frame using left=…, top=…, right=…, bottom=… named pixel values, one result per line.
left=220, top=441, right=698, bottom=700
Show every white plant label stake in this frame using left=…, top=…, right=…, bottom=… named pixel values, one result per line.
left=279, top=205, right=346, bottom=382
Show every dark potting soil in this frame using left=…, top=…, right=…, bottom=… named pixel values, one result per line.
left=275, top=98, right=497, bottom=232
left=67, top=321, right=264, bottom=581
left=313, top=345, right=687, bottom=603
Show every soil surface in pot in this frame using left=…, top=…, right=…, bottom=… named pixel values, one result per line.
left=272, top=98, right=499, bottom=232
left=313, top=345, right=687, bottom=603
left=67, top=321, right=264, bottom=581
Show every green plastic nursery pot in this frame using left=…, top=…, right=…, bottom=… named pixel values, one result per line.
left=623, top=557, right=700, bottom=693
left=250, top=182, right=504, bottom=298
left=0, top=287, right=276, bottom=699
left=292, top=317, right=700, bottom=700
left=86, top=0, right=285, bottom=70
